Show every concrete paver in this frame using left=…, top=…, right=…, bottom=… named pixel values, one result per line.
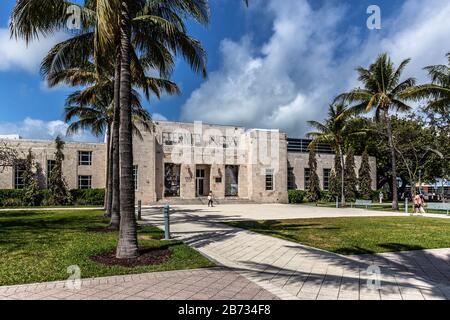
left=142, top=204, right=450, bottom=300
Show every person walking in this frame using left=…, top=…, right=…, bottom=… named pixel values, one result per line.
left=413, top=193, right=426, bottom=215
left=379, top=191, right=384, bottom=204
left=419, top=193, right=426, bottom=214
left=207, top=191, right=214, bottom=207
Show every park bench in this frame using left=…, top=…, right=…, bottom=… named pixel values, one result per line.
left=351, top=199, right=373, bottom=209
left=426, top=202, right=450, bottom=215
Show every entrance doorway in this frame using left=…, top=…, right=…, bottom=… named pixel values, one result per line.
left=195, top=165, right=211, bottom=197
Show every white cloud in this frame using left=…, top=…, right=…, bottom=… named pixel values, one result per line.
left=0, top=27, right=66, bottom=73
left=0, top=118, right=99, bottom=142
left=181, top=0, right=450, bottom=137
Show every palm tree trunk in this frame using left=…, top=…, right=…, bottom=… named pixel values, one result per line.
left=116, top=0, right=139, bottom=259
left=110, top=54, right=121, bottom=230
left=104, top=123, right=112, bottom=216
left=106, top=122, right=114, bottom=216
left=385, top=112, right=399, bottom=210
left=338, top=145, right=346, bottom=207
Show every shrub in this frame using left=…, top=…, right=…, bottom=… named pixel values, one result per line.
left=320, top=190, right=335, bottom=202
left=0, top=189, right=24, bottom=207
left=288, top=189, right=306, bottom=204
left=70, top=189, right=105, bottom=206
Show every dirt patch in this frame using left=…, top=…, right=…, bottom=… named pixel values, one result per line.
left=90, top=247, right=172, bottom=267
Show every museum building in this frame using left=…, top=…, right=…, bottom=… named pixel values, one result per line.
left=0, top=121, right=377, bottom=204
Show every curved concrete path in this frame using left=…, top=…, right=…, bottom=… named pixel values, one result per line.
left=142, top=204, right=450, bottom=300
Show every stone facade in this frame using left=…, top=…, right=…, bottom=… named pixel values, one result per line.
left=0, top=120, right=377, bottom=204
left=0, top=139, right=106, bottom=190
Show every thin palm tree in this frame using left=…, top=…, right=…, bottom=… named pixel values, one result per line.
left=306, top=104, right=354, bottom=207
left=336, top=53, right=416, bottom=210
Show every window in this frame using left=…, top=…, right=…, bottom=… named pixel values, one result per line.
left=304, top=168, right=311, bottom=190
left=265, top=169, right=274, bottom=191
left=47, top=160, right=56, bottom=185
left=133, top=165, right=138, bottom=191
left=14, top=165, right=26, bottom=189
left=323, top=168, right=331, bottom=191
left=78, top=151, right=92, bottom=166
left=288, top=167, right=296, bottom=190
left=164, top=163, right=181, bottom=197
left=78, top=175, right=92, bottom=189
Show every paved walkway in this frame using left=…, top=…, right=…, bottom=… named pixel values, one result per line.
left=142, top=204, right=450, bottom=300
left=0, top=268, right=278, bottom=300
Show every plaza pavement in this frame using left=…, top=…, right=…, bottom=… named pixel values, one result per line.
left=1, top=204, right=449, bottom=300
left=0, top=268, right=278, bottom=300
left=141, top=204, right=450, bottom=300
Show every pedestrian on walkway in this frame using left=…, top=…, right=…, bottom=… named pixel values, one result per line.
left=207, top=191, right=214, bottom=207
left=413, top=193, right=426, bottom=215
left=379, top=191, right=384, bottom=204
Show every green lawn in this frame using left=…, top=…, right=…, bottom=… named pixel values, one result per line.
left=227, top=216, right=450, bottom=255
left=300, top=202, right=448, bottom=214
left=0, top=210, right=213, bottom=286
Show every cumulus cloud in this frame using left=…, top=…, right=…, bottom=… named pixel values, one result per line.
left=181, top=0, right=450, bottom=137
left=0, top=118, right=99, bottom=142
left=0, top=27, right=66, bottom=73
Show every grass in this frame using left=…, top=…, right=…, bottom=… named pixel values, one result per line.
left=226, top=216, right=450, bottom=255
left=0, top=210, right=214, bottom=286
left=300, top=201, right=448, bottom=214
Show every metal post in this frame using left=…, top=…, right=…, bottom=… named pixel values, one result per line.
left=164, top=205, right=170, bottom=240
left=137, top=200, right=142, bottom=221
left=405, top=198, right=408, bottom=214
left=336, top=196, right=339, bottom=209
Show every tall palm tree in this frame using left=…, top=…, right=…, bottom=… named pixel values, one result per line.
left=49, top=60, right=179, bottom=228
left=402, top=52, right=450, bottom=117
left=306, top=104, right=354, bottom=207
left=336, top=53, right=416, bottom=210
left=11, top=0, right=209, bottom=258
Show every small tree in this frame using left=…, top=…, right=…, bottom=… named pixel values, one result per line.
left=344, top=148, right=358, bottom=201
left=22, top=149, right=41, bottom=206
left=358, top=149, right=372, bottom=199
left=48, top=136, right=71, bottom=205
left=329, top=152, right=342, bottom=200
left=307, top=147, right=321, bottom=202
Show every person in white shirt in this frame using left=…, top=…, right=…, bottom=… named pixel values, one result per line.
left=207, top=191, right=214, bottom=207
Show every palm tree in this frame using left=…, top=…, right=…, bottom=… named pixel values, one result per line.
left=402, top=52, right=450, bottom=116
left=306, top=104, right=354, bottom=207
left=11, top=0, right=209, bottom=258
left=49, top=60, right=179, bottom=228
left=336, top=53, right=416, bottom=210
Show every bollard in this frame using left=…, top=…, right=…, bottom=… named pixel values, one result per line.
left=137, top=200, right=142, bottom=221
left=405, top=198, right=408, bottom=214
left=164, top=205, right=170, bottom=240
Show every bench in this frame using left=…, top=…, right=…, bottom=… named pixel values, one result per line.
left=426, top=203, right=450, bottom=215
left=352, top=199, right=373, bottom=209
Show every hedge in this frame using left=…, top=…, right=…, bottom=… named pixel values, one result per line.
left=288, top=189, right=306, bottom=204
left=70, top=189, right=105, bottom=206
left=0, top=188, right=105, bottom=207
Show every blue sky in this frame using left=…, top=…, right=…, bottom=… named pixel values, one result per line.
left=0, top=0, right=449, bottom=141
